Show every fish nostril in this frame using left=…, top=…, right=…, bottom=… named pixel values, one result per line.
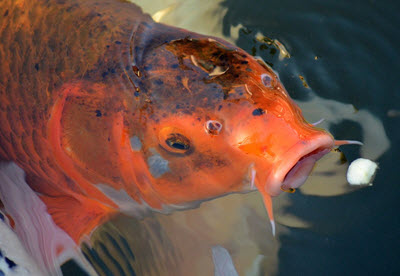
left=205, top=120, right=223, bottom=135
left=261, top=74, right=272, bottom=87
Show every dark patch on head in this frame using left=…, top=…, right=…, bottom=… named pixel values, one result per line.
left=133, top=46, right=141, bottom=58
left=154, top=79, right=164, bottom=85
left=95, top=110, right=102, bottom=117
left=134, top=91, right=140, bottom=97
left=3, top=10, right=9, bottom=17
left=144, top=65, right=153, bottom=70
left=34, top=63, right=39, bottom=71
left=102, top=71, right=108, bottom=78
left=219, top=54, right=228, bottom=62
left=115, top=41, right=122, bottom=45
left=141, top=37, right=256, bottom=111
left=218, top=105, right=223, bottom=111
left=252, top=108, right=265, bottom=116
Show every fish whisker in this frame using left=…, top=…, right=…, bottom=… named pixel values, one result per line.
left=311, top=118, right=325, bottom=126
left=334, top=140, right=363, bottom=146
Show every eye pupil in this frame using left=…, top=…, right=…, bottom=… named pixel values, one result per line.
left=165, top=133, right=190, bottom=151
left=170, top=142, right=187, bottom=150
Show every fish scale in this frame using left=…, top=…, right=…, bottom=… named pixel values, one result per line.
left=0, top=0, right=145, bottom=195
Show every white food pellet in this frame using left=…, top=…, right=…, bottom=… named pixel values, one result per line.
left=347, top=158, right=378, bottom=185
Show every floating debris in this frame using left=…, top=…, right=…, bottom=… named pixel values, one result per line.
left=299, top=75, right=310, bottom=88
left=346, top=158, right=378, bottom=185
left=255, top=32, right=291, bottom=60
left=152, top=5, right=175, bottom=22
left=273, top=39, right=291, bottom=60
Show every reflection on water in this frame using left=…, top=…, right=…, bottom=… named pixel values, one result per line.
left=88, top=192, right=278, bottom=276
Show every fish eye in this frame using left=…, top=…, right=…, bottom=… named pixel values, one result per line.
left=205, top=120, right=223, bottom=135
left=261, top=74, right=272, bottom=87
left=159, top=127, right=191, bottom=154
left=165, top=134, right=190, bottom=150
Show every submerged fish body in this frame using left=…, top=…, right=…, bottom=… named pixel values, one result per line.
left=0, top=0, right=335, bottom=272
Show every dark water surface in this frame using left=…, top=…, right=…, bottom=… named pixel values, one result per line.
left=222, top=0, right=399, bottom=275
left=58, top=0, right=399, bottom=275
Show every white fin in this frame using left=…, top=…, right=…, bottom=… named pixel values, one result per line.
left=0, top=162, right=96, bottom=276
left=0, top=219, right=43, bottom=275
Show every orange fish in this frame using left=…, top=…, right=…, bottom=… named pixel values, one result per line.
left=0, top=0, right=359, bottom=273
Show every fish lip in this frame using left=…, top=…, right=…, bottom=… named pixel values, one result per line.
left=267, top=134, right=334, bottom=196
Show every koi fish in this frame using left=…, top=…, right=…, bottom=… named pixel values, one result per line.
left=0, top=0, right=359, bottom=274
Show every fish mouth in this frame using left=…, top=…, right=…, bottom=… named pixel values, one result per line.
left=268, top=135, right=334, bottom=196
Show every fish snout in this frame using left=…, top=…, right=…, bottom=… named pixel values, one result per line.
left=266, top=132, right=334, bottom=196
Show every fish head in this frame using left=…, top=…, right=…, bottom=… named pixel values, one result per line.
left=128, top=29, right=335, bottom=212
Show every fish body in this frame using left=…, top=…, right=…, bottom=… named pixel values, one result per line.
left=0, top=0, right=335, bottom=270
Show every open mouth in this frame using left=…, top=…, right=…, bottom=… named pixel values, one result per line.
left=280, top=147, right=331, bottom=192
